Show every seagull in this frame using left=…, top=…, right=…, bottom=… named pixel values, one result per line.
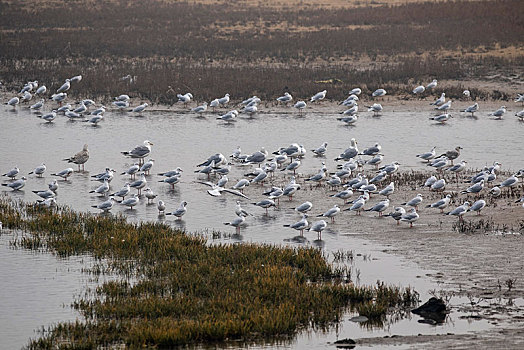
left=335, top=138, right=358, bottom=161
left=463, top=103, right=479, bottom=117
left=131, top=103, right=148, bottom=114
left=337, top=114, right=358, bottom=125
left=52, top=168, right=74, bottom=180
left=430, top=93, right=445, bottom=106
left=159, top=174, right=181, bottom=189
left=384, top=207, right=406, bottom=225
left=488, top=106, right=506, bottom=119
left=48, top=180, right=59, bottom=192
left=293, top=101, right=307, bottom=115
left=497, top=173, right=520, bottom=188
left=177, top=92, right=193, bottom=105
left=119, top=194, right=140, bottom=209
left=463, top=90, right=471, bottom=98
left=281, top=160, right=301, bottom=175
left=56, top=79, right=71, bottom=93
left=224, top=213, right=246, bottom=233
left=20, top=91, right=33, bottom=103
left=166, top=201, right=188, bottom=220
left=349, top=88, right=362, bottom=95
left=250, top=169, right=268, bottom=185
left=277, top=92, right=293, bottom=105
left=515, top=94, right=524, bottom=104
left=140, top=158, right=155, bottom=175
left=235, top=200, right=252, bottom=217
left=129, top=173, right=147, bottom=195
left=241, top=96, right=260, bottom=106
left=70, top=75, right=82, bottom=83
left=157, top=200, right=166, bottom=214
left=89, top=179, right=110, bottom=196
left=198, top=181, right=249, bottom=199
left=33, top=190, right=56, bottom=199
left=63, top=144, right=89, bottom=171
left=293, top=201, right=313, bottom=214
left=1, top=177, right=27, bottom=190
left=232, top=178, right=250, bottom=193
left=121, top=163, right=140, bottom=179
left=516, top=110, right=524, bottom=120
left=121, top=140, right=153, bottom=165
left=446, top=160, right=467, bottom=181
left=241, top=103, right=257, bottom=114
left=424, top=175, right=437, bottom=188
left=431, top=178, right=446, bottom=192
left=360, top=143, right=382, bottom=156
left=317, top=204, right=340, bottom=223
left=402, top=194, right=423, bottom=210
left=380, top=161, right=400, bottom=175
left=489, top=186, right=501, bottom=197
left=6, top=97, right=19, bottom=108
left=468, top=200, right=486, bottom=215
left=426, top=194, right=452, bottom=213
left=30, top=99, right=44, bottom=110
left=308, top=220, right=327, bottom=240
left=311, top=90, right=327, bottom=103
left=252, top=199, right=276, bottom=215
left=447, top=201, right=470, bottom=221
left=218, top=93, right=230, bottom=107
left=144, top=188, right=157, bottom=203
left=209, top=98, right=220, bottom=111
left=217, top=109, right=238, bottom=122
left=400, top=208, right=419, bottom=228
left=113, top=100, right=129, bottom=109
left=191, top=102, right=207, bottom=114
left=311, top=142, right=328, bottom=156
left=345, top=195, right=366, bottom=215
left=91, top=168, right=115, bottom=183
left=283, top=177, right=301, bottom=200
left=413, top=85, right=425, bottom=94
left=305, top=168, right=327, bottom=187
left=435, top=100, right=452, bottom=111
left=365, top=199, right=390, bottom=216
left=51, top=92, right=67, bottom=104
left=110, top=183, right=131, bottom=200
left=366, top=154, right=383, bottom=169
left=28, top=163, right=46, bottom=177
left=84, top=114, right=104, bottom=125
left=3, top=167, right=20, bottom=179
left=39, top=111, right=57, bottom=122
left=91, top=198, right=115, bottom=213
left=372, top=88, right=386, bottom=97
left=35, top=85, right=47, bottom=95
left=426, top=79, right=438, bottom=89
left=73, top=103, right=88, bottom=114
left=115, top=94, right=130, bottom=102
left=158, top=168, right=183, bottom=178
left=37, top=198, right=57, bottom=207
left=283, top=214, right=309, bottom=236
left=430, top=113, right=452, bottom=123
left=331, top=188, right=353, bottom=204
left=341, top=105, right=358, bottom=116
left=378, top=182, right=395, bottom=198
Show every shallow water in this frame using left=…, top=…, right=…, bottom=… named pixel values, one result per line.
left=1, top=103, right=522, bottom=348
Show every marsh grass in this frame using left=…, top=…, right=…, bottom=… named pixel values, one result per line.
left=0, top=198, right=418, bottom=348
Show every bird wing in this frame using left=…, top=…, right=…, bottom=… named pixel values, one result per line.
left=223, top=188, right=249, bottom=199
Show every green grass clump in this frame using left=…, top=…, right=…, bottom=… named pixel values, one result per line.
left=0, top=198, right=417, bottom=348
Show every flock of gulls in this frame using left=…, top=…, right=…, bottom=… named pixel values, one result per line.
left=2, top=76, right=524, bottom=240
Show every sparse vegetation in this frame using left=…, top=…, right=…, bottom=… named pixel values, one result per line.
left=0, top=198, right=418, bottom=348
left=0, top=0, right=522, bottom=102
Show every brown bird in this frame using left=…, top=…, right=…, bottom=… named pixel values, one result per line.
left=63, top=144, right=89, bottom=171
left=438, top=146, right=462, bottom=165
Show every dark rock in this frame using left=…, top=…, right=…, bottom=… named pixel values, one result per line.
left=334, top=338, right=356, bottom=349
left=412, top=297, right=447, bottom=314
left=412, top=297, right=448, bottom=324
